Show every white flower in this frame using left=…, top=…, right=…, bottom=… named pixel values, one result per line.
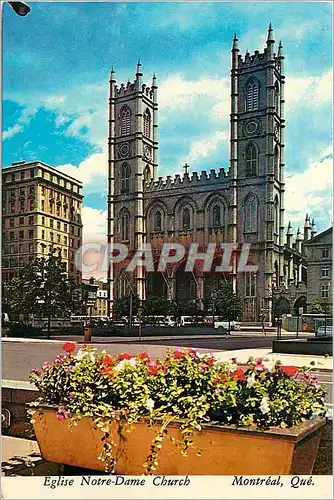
left=146, top=398, right=155, bottom=411
left=114, top=357, right=137, bottom=372
left=260, top=397, right=270, bottom=414
left=75, top=349, right=95, bottom=363
left=246, top=372, right=256, bottom=388
left=262, top=359, right=276, bottom=372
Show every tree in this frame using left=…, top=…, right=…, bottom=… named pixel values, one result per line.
left=215, top=281, right=243, bottom=330
left=3, top=251, right=78, bottom=338
left=310, top=299, right=325, bottom=314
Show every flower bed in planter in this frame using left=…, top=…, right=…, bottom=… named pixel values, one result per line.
left=28, top=343, right=327, bottom=475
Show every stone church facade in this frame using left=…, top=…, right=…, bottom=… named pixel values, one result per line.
left=107, top=25, right=314, bottom=322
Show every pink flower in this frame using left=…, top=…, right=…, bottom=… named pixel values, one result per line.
left=188, top=348, right=198, bottom=358
left=30, top=368, right=41, bottom=376
left=56, top=408, right=68, bottom=421
left=42, top=362, right=51, bottom=371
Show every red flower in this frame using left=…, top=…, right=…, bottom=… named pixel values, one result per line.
left=206, top=356, right=216, bottom=365
left=102, top=366, right=114, bottom=377
left=62, top=342, right=77, bottom=353
left=147, top=362, right=159, bottom=375
left=103, top=354, right=114, bottom=366
left=173, top=349, right=186, bottom=359
left=231, top=357, right=237, bottom=364
left=138, top=352, right=151, bottom=363
left=117, top=352, right=134, bottom=361
left=231, top=368, right=246, bottom=381
left=281, top=366, right=298, bottom=377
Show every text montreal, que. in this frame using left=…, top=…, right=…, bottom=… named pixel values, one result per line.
left=43, top=475, right=191, bottom=489
left=232, top=476, right=284, bottom=487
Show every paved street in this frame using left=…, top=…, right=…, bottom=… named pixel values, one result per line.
left=2, top=337, right=332, bottom=406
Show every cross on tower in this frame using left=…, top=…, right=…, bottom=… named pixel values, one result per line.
left=183, top=163, right=190, bottom=175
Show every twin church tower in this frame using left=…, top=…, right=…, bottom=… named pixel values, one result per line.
left=107, top=24, right=287, bottom=322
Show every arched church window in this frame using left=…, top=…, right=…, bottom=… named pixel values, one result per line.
left=120, top=211, right=130, bottom=241
left=212, top=205, right=221, bottom=227
left=274, top=82, right=280, bottom=115
left=244, top=194, right=257, bottom=233
left=144, top=165, right=151, bottom=183
left=274, top=195, right=279, bottom=242
left=274, top=146, right=279, bottom=180
left=246, top=79, right=259, bottom=111
left=121, top=164, right=130, bottom=194
left=120, top=106, right=131, bottom=135
left=182, top=207, right=191, bottom=230
left=154, top=211, right=162, bottom=232
left=143, top=109, right=151, bottom=138
left=245, top=143, right=257, bottom=177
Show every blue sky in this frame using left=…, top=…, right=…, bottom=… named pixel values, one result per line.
left=2, top=1, right=333, bottom=243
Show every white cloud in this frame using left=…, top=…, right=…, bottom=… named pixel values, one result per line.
left=159, top=74, right=229, bottom=121
left=285, top=70, right=333, bottom=111
left=285, top=147, right=333, bottom=229
left=3, top=124, right=24, bottom=140
left=57, top=148, right=107, bottom=185
left=82, top=206, right=107, bottom=245
left=185, top=131, right=227, bottom=166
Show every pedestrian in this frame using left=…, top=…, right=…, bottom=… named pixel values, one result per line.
left=260, top=312, right=266, bottom=337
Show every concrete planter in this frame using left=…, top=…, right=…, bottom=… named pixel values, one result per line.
left=32, top=406, right=325, bottom=475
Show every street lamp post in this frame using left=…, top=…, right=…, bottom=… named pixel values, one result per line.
left=138, top=304, right=143, bottom=341
left=211, top=291, right=217, bottom=329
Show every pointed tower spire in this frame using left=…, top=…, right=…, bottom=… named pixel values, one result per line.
left=278, top=40, right=283, bottom=56
left=287, top=221, right=293, bottom=234
left=232, top=33, right=239, bottom=51
left=110, top=66, right=116, bottom=81
left=311, top=218, right=317, bottom=238
left=267, top=22, right=274, bottom=43
left=152, top=73, right=157, bottom=87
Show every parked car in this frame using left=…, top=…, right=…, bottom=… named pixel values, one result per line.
left=214, top=319, right=241, bottom=331
left=316, top=325, right=333, bottom=336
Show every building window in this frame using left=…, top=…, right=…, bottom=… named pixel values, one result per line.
left=11, top=174, right=15, bottom=182
left=42, top=230, right=45, bottom=239
left=244, top=194, right=257, bottom=233
left=57, top=221, right=60, bottom=230
left=19, top=217, right=24, bottom=226
left=246, top=79, right=259, bottom=111
left=50, top=219, right=54, bottom=228
left=57, top=235, right=61, bottom=243
left=245, top=143, right=257, bottom=177
left=321, top=268, right=330, bottom=278
left=120, top=105, right=131, bottom=135
left=50, top=232, right=54, bottom=242
left=41, top=200, right=45, bottom=211
left=42, top=216, right=45, bottom=225
left=245, top=272, right=257, bottom=297
left=10, top=202, right=15, bottom=213
left=121, top=163, right=130, bottom=194
left=9, top=219, right=14, bottom=228
left=182, top=207, right=191, bottom=230
left=322, top=249, right=330, bottom=259
left=19, top=231, right=24, bottom=240
left=144, top=165, right=151, bottom=183
left=29, top=244, right=33, bottom=253
left=274, top=82, right=280, bottom=115
left=321, top=284, right=330, bottom=299
left=64, top=223, right=68, bottom=232
left=143, top=108, right=151, bottom=138
left=20, top=200, right=25, bottom=211
left=20, top=171, right=25, bottom=180
left=274, top=196, right=279, bottom=242
left=63, top=249, right=67, bottom=258
left=20, top=187, right=25, bottom=196
left=30, top=168, right=34, bottom=178
left=64, top=236, right=68, bottom=245
left=29, top=216, right=34, bottom=225
left=41, top=186, right=45, bottom=195
left=154, top=211, right=162, bottom=232
left=28, top=230, right=33, bottom=240
left=212, top=205, right=222, bottom=227
left=10, top=188, right=16, bottom=197
left=274, top=146, right=279, bottom=180
left=120, top=211, right=130, bottom=241
left=10, top=232, right=15, bottom=241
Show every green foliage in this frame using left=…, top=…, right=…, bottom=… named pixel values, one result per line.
left=215, top=281, right=243, bottom=321
left=3, top=251, right=79, bottom=334
left=28, top=345, right=327, bottom=475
